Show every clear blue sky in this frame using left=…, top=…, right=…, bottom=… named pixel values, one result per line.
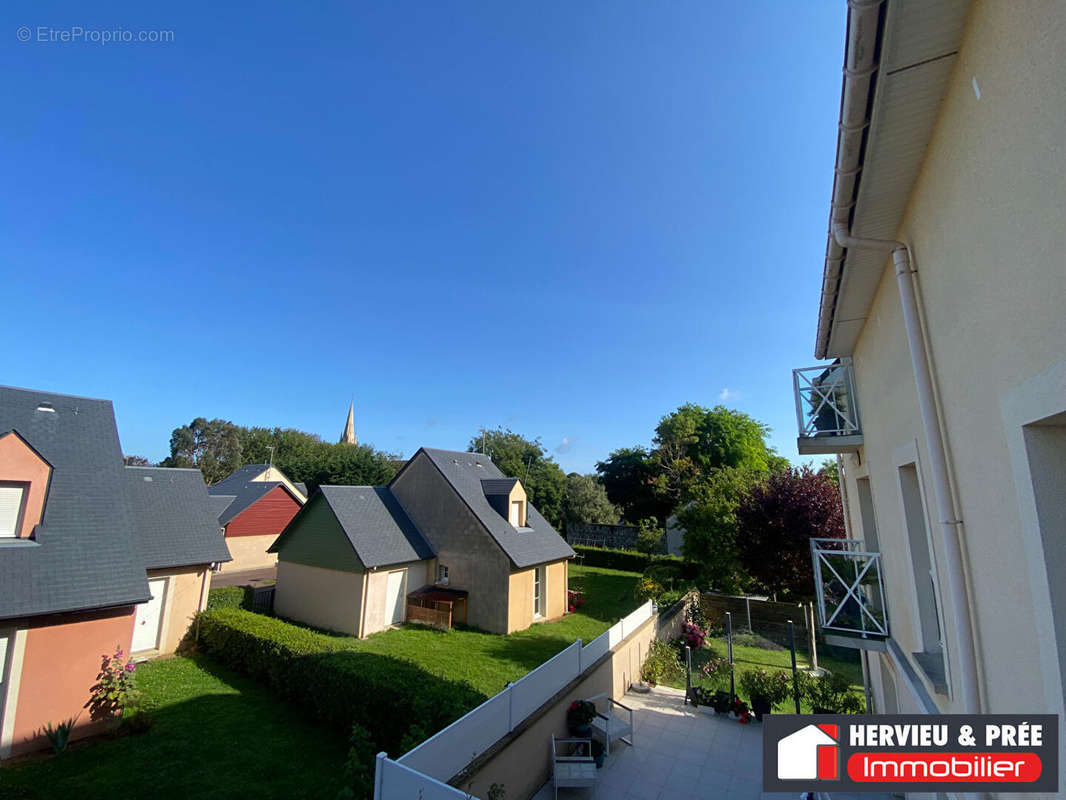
left=2, top=1, right=844, bottom=473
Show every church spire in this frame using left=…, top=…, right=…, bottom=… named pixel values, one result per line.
left=340, top=401, right=357, bottom=445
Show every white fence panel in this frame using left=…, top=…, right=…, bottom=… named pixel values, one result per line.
left=398, top=690, right=510, bottom=780
left=580, top=630, right=610, bottom=672
left=375, top=755, right=470, bottom=800
left=620, top=600, right=654, bottom=639
left=509, top=639, right=580, bottom=723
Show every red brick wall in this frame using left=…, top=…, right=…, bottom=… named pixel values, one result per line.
left=224, top=485, right=301, bottom=538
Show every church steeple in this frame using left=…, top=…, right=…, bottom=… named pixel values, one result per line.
left=340, top=401, right=357, bottom=445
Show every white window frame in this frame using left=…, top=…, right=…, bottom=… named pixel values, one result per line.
left=437, top=564, right=449, bottom=586
left=0, top=484, right=27, bottom=539
left=509, top=500, right=523, bottom=527
left=533, top=566, right=545, bottom=618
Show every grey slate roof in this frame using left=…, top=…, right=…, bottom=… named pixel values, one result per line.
left=293, top=482, right=308, bottom=497
left=207, top=493, right=237, bottom=520
left=412, top=449, right=575, bottom=569
left=271, top=486, right=433, bottom=569
left=208, top=464, right=272, bottom=495
left=125, top=467, right=232, bottom=570
left=481, top=478, right=518, bottom=495
left=0, top=387, right=150, bottom=621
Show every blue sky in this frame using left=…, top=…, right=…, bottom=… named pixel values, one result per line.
left=2, top=1, right=844, bottom=473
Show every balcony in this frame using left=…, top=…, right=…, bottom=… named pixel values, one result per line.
left=793, top=359, right=863, bottom=454
left=810, top=538, right=888, bottom=651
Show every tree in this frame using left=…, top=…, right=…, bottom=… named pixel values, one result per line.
left=161, top=417, right=243, bottom=484
left=819, top=458, right=840, bottom=487
left=286, top=442, right=399, bottom=494
left=734, top=466, right=845, bottom=599
left=123, top=455, right=151, bottom=466
left=468, top=428, right=567, bottom=529
left=595, top=447, right=671, bottom=524
left=634, top=517, right=665, bottom=555
left=562, top=473, right=619, bottom=527
left=676, top=467, right=758, bottom=593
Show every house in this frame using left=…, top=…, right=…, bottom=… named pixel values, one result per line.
left=208, top=464, right=305, bottom=573
left=270, top=448, right=574, bottom=636
left=793, top=0, right=1066, bottom=774
left=124, top=467, right=232, bottom=655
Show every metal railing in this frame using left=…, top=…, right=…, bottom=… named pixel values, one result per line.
left=810, top=538, right=888, bottom=639
left=793, top=359, right=862, bottom=438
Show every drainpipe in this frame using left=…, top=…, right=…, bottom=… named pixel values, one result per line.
left=831, top=223, right=981, bottom=716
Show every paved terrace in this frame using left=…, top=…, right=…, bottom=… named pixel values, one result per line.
left=535, top=686, right=883, bottom=800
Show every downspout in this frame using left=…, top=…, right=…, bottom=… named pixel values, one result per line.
left=831, top=222, right=981, bottom=715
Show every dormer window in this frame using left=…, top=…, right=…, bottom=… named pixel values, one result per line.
left=509, top=500, right=525, bottom=527
left=0, top=484, right=26, bottom=538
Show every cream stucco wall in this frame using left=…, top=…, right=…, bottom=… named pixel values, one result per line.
left=147, top=566, right=210, bottom=655
left=274, top=561, right=366, bottom=636
left=506, top=560, right=568, bottom=634
left=362, top=560, right=433, bottom=637
left=221, top=534, right=278, bottom=572
left=837, top=0, right=1066, bottom=746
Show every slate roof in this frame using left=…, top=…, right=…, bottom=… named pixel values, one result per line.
left=271, top=486, right=433, bottom=569
left=208, top=480, right=301, bottom=526
left=481, top=478, right=518, bottom=495
left=207, top=493, right=237, bottom=520
left=293, top=482, right=308, bottom=497
left=125, top=467, right=232, bottom=570
left=411, top=449, right=575, bottom=569
left=208, top=464, right=272, bottom=495
left=0, top=386, right=150, bottom=621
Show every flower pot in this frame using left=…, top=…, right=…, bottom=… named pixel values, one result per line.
left=750, top=694, right=772, bottom=722
left=711, top=691, right=732, bottom=714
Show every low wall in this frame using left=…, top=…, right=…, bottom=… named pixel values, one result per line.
left=453, top=596, right=691, bottom=800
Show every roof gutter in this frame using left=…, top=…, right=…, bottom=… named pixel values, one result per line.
left=816, top=0, right=885, bottom=359
left=831, top=222, right=981, bottom=718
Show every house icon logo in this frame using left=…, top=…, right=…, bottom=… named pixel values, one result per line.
left=777, top=723, right=839, bottom=781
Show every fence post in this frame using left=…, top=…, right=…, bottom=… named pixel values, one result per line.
left=685, top=645, right=692, bottom=705
left=807, top=602, right=820, bottom=673
left=788, top=620, right=801, bottom=714
left=725, top=611, right=735, bottom=699
left=745, top=597, right=752, bottom=633
left=374, top=752, right=387, bottom=799
left=506, top=683, right=514, bottom=731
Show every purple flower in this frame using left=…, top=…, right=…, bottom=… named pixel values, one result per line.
left=124, top=663, right=136, bottom=672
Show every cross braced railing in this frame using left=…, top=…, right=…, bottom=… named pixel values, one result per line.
left=793, top=360, right=861, bottom=438
left=810, top=538, right=888, bottom=638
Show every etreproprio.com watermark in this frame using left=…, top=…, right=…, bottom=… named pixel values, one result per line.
left=16, top=26, right=174, bottom=44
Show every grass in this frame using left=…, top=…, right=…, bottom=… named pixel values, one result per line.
left=285, top=563, right=644, bottom=697
left=0, top=655, right=349, bottom=800
left=661, top=631, right=866, bottom=714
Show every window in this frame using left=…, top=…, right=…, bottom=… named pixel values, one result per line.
left=509, top=500, right=524, bottom=527
left=437, top=565, right=449, bottom=586
left=0, top=485, right=25, bottom=538
left=533, top=566, right=545, bottom=618
left=898, top=462, right=946, bottom=690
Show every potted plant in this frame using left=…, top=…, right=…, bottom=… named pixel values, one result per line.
left=711, top=690, right=734, bottom=714
left=566, top=700, right=596, bottom=737
left=739, top=669, right=791, bottom=721
left=802, top=671, right=864, bottom=714
left=590, top=738, right=605, bottom=768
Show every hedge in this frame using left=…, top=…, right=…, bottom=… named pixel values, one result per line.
left=205, top=586, right=252, bottom=611
left=195, top=608, right=485, bottom=755
left=573, top=545, right=699, bottom=579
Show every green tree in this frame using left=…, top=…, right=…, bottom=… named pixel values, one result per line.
left=123, top=455, right=151, bottom=466
left=161, top=417, right=243, bottom=484
left=676, top=467, right=758, bottom=593
left=562, top=473, right=619, bottom=527
left=634, top=517, right=665, bottom=555
left=595, top=446, right=671, bottom=524
left=468, top=428, right=567, bottom=529
left=819, top=458, right=840, bottom=487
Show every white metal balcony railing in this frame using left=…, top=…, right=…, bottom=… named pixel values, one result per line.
left=811, top=538, right=888, bottom=642
left=793, top=360, right=862, bottom=453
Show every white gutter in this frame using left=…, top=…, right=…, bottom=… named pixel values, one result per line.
left=831, top=222, right=981, bottom=716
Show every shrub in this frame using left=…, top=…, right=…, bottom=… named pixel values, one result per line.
left=738, top=668, right=791, bottom=706
left=801, top=670, right=864, bottom=714
left=195, top=608, right=486, bottom=754
left=40, top=717, right=78, bottom=754
left=680, top=622, right=705, bottom=650
left=206, top=586, right=253, bottom=611
left=338, top=723, right=376, bottom=800
left=697, top=656, right=731, bottom=691
left=573, top=545, right=696, bottom=577
left=640, top=639, right=682, bottom=686
left=634, top=518, right=665, bottom=555
left=634, top=577, right=664, bottom=602
left=87, top=649, right=139, bottom=721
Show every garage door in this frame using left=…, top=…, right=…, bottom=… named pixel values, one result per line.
left=385, top=570, right=406, bottom=626
left=133, top=578, right=167, bottom=652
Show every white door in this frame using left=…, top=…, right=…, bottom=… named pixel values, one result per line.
left=133, top=578, right=167, bottom=652
left=385, top=570, right=406, bottom=626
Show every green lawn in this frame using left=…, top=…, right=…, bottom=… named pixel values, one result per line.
left=300, top=564, right=643, bottom=697
left=0, top=655, right=348, bottom=800
left=662, top=632, right=866, bottom=714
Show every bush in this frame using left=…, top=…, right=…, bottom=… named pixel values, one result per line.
left=800, top=670, right=864, bottom=714
left=87, top=649, right=139, bottom=722
left=738, top=668, right=791, bottom=706
left=640, top=639, right=682, bottom=686
left=338, top=724, right=376, bottom=800
left=573, top=545, right=696, bottom=577
left=697, top=656, right=731, bottom=691
left=195, top=608, right=485, bottom=754
left=206, top=586, right=254, bottom=611
left=680, top=622, right=705, bottom=650
left=634, top=577, right=664, bottom=602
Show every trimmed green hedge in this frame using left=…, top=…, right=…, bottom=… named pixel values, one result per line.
left=195, top=608, right=485, bottom=755
left=206, top=586, right=252, bottom=611
left=573, top=545, right=699, bottom=579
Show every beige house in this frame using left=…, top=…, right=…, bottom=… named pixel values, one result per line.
left=270, top=448, right=574, bottom=637
left=795, top=1, right=1065, bottom=795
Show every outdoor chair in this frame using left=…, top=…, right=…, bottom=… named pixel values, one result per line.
left=551, top=734, right=597, bottom=798
left=586, top=693, right=634, bottom=755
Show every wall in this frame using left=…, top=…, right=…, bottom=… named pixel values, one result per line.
left=505, top=561, right=569, bottom=633
left=149, top=565, right=210, bottom=655
left=225, top=485, right=302, bottom=541
left=565, top=522, right=637, bottom=549
left=391, top=454, right=512, bottom=634
left=455, top=603, right=684, bottom=800
left=273, top=495, right=362, bottom=572
left=0, top=432, right=51, bottom=538
left=362, top=560, right=432, bottom=636
left=6, top=606, right=134, bottom=756
left=840, top=0, right=1066, bottom=723
left=221, top=534, right=278, bottom=572
left=545, top=561, right=567, bottom=620
left=274, top=560, right=365, bottom=636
